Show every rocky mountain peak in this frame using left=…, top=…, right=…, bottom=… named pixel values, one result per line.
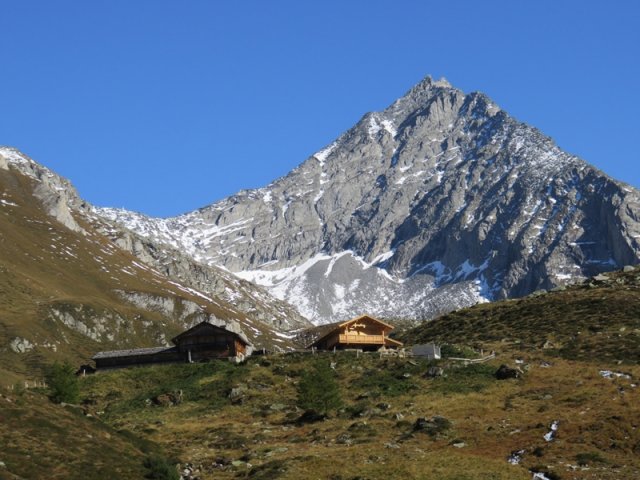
left=93, top=77, right=640, bottom=324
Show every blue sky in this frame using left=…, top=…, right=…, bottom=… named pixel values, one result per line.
left=2, top=1, right=639, bottom=217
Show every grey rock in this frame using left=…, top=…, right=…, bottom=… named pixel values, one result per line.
left=413, top=415, right=451, bottom=436
left=95, top=222, right=309, bottom=332
left=425, top=366, right=445, bottom=378
left=9, top=337, right=34, bottom=354
left=0, top=146, right=308, bottom=351
left=228, top=385, right=246, bottom=403
left=0, top=147, right=84, bottom=232
left=91, top=77, right=640, bottom=325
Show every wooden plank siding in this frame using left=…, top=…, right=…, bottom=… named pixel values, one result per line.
left=92, top=320, right=252, bottom=369
left=307, top=314, right=403, bottom=351
left=339, top=334, right=386, bottom=345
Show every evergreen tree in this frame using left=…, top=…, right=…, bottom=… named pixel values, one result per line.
left=45, top=361, right=79, bottom=404
left=297, top=360, right=342, bottom=415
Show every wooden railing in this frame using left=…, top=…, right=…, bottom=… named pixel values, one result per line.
left=339, top=334, right=385, bottom=345
left=448, top=353, right=496, bottom=364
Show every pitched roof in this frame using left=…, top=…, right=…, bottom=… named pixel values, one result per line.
left=171, top=319, right=251, bottom=347
left=303, top=314, right=397, bottom=348
left=92, top=346, right=177, bottom=360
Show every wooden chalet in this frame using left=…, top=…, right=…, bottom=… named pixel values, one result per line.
left=92, top=320, right=252, bottom=369
left=306, top=314, right=403, bottom=351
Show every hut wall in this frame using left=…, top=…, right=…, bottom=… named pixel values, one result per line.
left=95, top=351, right=184, bottom=369
left=176, top=333, right=235, bottom=353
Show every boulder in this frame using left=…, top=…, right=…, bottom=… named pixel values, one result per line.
left=152, top=390, right=183, bottom=407
left=495, top=365, right=520, bottom=380
left=425, top=366, right=445, bottom=378
left=228, top=385, right=246, bottom=404
left=413, top=415, right=451, bottom=437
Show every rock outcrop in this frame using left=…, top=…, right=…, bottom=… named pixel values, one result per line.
left=0, top=146, right=310, bottom=333
left=94, top=76, right=640, bottom=324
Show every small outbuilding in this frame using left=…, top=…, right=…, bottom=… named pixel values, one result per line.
left=306, top=314, right=403, bottom=351
left=411, top=343, right=441, bottom=360
left=92, top=319, right=252, bottom=369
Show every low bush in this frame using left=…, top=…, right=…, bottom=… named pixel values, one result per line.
left=354, top=367, right=417, bottom=397
left=143, top=455, right=179, bottom=480
left=430, top=363, right=496, bottom=395
left=575, top=452, right=608, bottom=466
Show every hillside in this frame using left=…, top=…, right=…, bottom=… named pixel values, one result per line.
left=0, top=148, right=298, bottom=384
left=401, top=266, right=640, bottom=365
left=2, top=269, right=639, bottom=479
left=4, top=345, right=633, bottom=479
left=96, top=76, right=640, bottom=324
left=0, top=389, right=167, bottom=480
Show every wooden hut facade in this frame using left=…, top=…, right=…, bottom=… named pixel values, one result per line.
left=92, top=320, right=252, bottom=369
left=307, top=314, right=403, bottom=351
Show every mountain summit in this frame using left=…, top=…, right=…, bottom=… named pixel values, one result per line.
left=97, top=76, right=640, bottom=324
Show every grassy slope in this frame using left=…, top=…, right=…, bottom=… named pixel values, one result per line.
left=3, top=266, right=639, bottom=478
left=72, top=348, right=639, bottom=480
left=0, top=389, right=165, bottom=480
left=0, top=165, right=293, bottom=385
left=401, top=267, right=640, bottom=365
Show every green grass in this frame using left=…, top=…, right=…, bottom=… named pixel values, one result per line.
left=4, top=347, right=640, bottom=479
left=82, top=362, right=248, bottom=418
left=428, top=363, right=497, bottom=395
left=0, top=389, right=163, bottom=479
left=575, top=452, right=609, bottom=466
left=402, top=268, right=640, bottom=365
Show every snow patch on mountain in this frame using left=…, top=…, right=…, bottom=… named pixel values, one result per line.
left=91, top=76, right=640, bottom=325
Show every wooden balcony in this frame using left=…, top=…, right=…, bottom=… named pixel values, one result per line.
left=339, top=334, right=385, bottom=345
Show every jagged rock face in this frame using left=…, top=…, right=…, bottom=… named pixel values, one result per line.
left=0, top=146, right=309, bottom=334
left=0, top=148, right=84, bottom=232
left=96, top=226, right=309, bottom=331
left=95, top=77, right=640, bottom=324
left=0, top=147, right=304, bottom=365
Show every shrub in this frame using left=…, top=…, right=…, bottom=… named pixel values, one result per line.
left=296, top=360, right=342, bottom=415
left=143, top=455, right=179, bottom=480
left=45, top=361, right=79, bottom=404
left=440, top=344, right=476, bottom=358
left=575, top=452, right=607, bottom=466
left=354, top=365, right=417, bottom=397
left=430, top=363, right=496, bottom=395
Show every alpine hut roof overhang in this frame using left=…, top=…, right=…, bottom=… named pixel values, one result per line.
left=306, top=314, right=403, bottom=351
left=92, top=319, right=253, bottom=369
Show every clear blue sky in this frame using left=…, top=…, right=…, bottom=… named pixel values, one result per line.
left=2, top=1, right=638, bottom=217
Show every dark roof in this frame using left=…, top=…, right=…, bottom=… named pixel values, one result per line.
left=171, top=320, right=251, bottom=347
left=92, top=346, right=177, bottom=360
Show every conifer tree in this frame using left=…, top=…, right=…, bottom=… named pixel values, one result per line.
left=46, top=361, right=79, bottom=404
left=297, top=360, right=342, bottom=415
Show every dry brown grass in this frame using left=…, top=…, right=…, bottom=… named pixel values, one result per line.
left=74, top=348, right=640, bottom=480
left=0, top=166, right=292, bottom=384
